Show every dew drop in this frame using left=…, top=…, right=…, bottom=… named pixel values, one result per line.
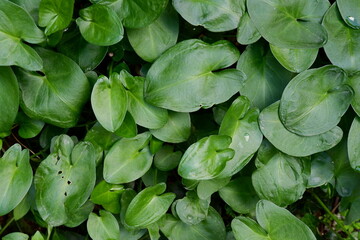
left=349, top=16, right=355, bottom=22
left=244, top=133, right=250, bottom=142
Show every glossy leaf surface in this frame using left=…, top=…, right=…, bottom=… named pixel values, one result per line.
left=87, top=210, right=120, bottom=240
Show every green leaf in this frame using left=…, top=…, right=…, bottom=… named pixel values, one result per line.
left=120, top=70, right=168, bottom=129
left=256, top=200, right=316, bottom=240
left=64, top=201, right=94, bottom=228
left=237, top=12, right=261, bottom=45
left=87, top=210, right=120, bottom=240
left=76, top=4, right=123, bottom=46
left=252, top=152, right=310, bottom=206
left=259, top=101, right=343, bottom=157
left=154, top=145, right=182, bottom=171
left=337, top=0, right=360, bottom=29
left=91, top=73, right=127, bottom=132
left=308, top=152, right=334, bottom=188
left=247, top=0, right=329, bottom=48
left=219, top=177, right=259, bottom=214
left=127, top=5, right=179, bottom=62
left=103, top=132, right=153, bottom=184
left=347, top=72, right=360, bottom=116
left=125, top=183, right=176, bottom=228
left=0, top=0, right=45, bottom=71
left=270, top=45, right=318, bottom=73
left=279, top=65, right=353, bottom=136
left=0, top=144, right=32, bottom=216
left=57, top=29, right=108, bottom=72
left=0, top=67, right=19, bottom=137
left=236, top=40, right=293, bottom=109
left=178, top=135, right=235, bottom=180
left=38, top=0, right=74, bottom=35
left=218, top=96, right=263, bottom=178
left=232, top=200, right=317, bottom=240
left=197, top=177, right=230, bottom=200
left=150, top=111, right=191, bottom=143
left=160, top=207, right=226, bottom=240
left=16, top=112, right=45, bottom=139
left=90, top=180, right=124, bottom=214
left=145, top=39, right=244, bottom=112
left=173, top=0, right=244, bottom=32
left=348, top=117, right=360, bottom=171
left=115, top=112, right=138, bottom=138
left=15, top=48, right=90, bottom=128
left=31, top=231, right=44, bottom=240
left=34, top=135, right=96, bottom=226
left=3, top=233, right=29, bottom=240
left=13, top=193, right=31, bottom=220
left=322, top=4, right=360, bottom=73
left=175, top=191, right=210, bottom=225
left=10, top=0, right=41, bottom=22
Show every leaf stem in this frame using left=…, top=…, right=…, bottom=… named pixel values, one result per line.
left=0, top=217, right=14, bottom=236
left=46, top=225, right=53, bottom=240
left=311, top=192, right=355, bottom=239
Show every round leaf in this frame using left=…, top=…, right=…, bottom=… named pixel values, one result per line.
left=91, top=73, right=127, bottom=132
left=103, top=132, right=153, bottom=184
left=0, top=144, right=32, bottom=216
left=337, top=0, right=360, bottom=29
left=279, top=65, right=353, bottom=136
left=247, top=0, right=329, bottom=48
left=0, top=67, right=19, bottom=137
left=87, top=210, right=120, bottom=240
left=125, top=183, right=176, bottom=228
left=178, top=135, right=235, bottom=180
left=259, top=101, right=343, bottom=157
left=76, top=4, right=124, bottom=46
left=270, top=44, right=318, bottom=73
left=15, top=48, right=90, bottom=128
left=218, top=96, right=263, bottom=178
left=145, top=39, right=245, bottom=112
left=322, top=4, right=360, bottom=73
left=173, top=0, right=244, bottom=32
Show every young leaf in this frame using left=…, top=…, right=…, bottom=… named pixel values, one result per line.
left=145, top=39, right=245, bottom=112
left=31, top=231, right=44, bottom=240
left=178, top=135, right=235, bottom=180
left=87, top=210, right=120, bottom=240
left=0, top=0, right=45, bottom=71
left=91, top=73, right=128, bottom=132
left=236, top=40, right=293, bottom=109
left=15, top=48, right=90, bottom=128
left=173, top=0, right=244, bottom=32
left=90, top=180, right=124, bottom=214
left=322, top=3, right=360, bottom=73
left=34, top=135, right=96, bottom=226
left=3, top=233, right=29, bottom=240
left=127, top=5, right=179, bottom=62
left=0, top=144, right=32, bottom=216
left=279, top=65, right=353, bottom=136
left=76, top=4, right=123, bottom=46
left=103, top=132, right=153, bottom=184
left=337, top=0, right=360, bottom=29
left=218, top=96, right=263, bottom=178
left=125, top=183, right=176, bottom=228
left=38, top=0, right=74, bottom=35
left=0, top=67, right=19, bottom=137
left=247, top=0, right=329, bottom=48
left=259, top=101, right=343, bottom=157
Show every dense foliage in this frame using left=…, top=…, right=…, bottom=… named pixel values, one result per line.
left=0, top=0, right=360, bottom=239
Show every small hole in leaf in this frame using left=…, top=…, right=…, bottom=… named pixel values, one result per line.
left=57, top=155, right=60, bottom=160
left=67, top=180, right=71, bottom=185
left=64, top=192, right=67, bottom=196
left=58, top=171, right=62, bottom=174
left=61, top=176, right=64, bottom=179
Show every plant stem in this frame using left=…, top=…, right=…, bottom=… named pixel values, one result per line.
left=46, top=225, right=53, bottom=240
left=0, top=217, right=14, bottom=236
left=312, top=192, right=355, bottom=239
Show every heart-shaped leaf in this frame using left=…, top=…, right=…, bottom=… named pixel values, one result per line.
left=103, top=132, right=153, bottom=184
left=0, top=67, right=19, bottom=137
left=0, top=0, right=45, bottom=71
left=279, top=65, right=353, bottom=136
left=322, top=4, right=360, bottom=73
left=125, top=183, right=175, bottom=228
left=0, top=144, right=31, bottom=216
left=247, top=0, right=329, bottom=48
left=38, top=0, right=74, bottom=35
left=91, top=73, right=127, bottom=132
left=218, top=96, right=263, bottom=178
left=259, top=101, right=343, bottom=157
left=14, top=48, right=90, bottom=128
left=145, top=39, right=245, bottom=112
left=178, top=135, right=235, bottom=180
left=35, top=135, right=96, bottom=226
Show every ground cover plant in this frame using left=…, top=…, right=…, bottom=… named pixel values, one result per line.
left=1, top=0, right=360, bottom=239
